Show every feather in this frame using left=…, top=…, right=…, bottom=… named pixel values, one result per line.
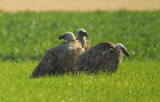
left=76, top=42, right=129, bottom=74
left=30, top=32, right=84, bottom=78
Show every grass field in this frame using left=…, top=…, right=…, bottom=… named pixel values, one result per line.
left=0, top=11, right=160, bottom=102
left=0, top=61, right=160, bottom=102
left=0, top=11, right=160, bottom=61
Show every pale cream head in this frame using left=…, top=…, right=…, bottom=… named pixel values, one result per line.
left=58, top=32, right=76, bottom=42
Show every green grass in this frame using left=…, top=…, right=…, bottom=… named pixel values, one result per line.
left=0, top=11, right=160, bottom=61
left=0, top=61, right=159, bottom=102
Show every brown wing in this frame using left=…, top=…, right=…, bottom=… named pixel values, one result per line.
left=30, top=40, right=84, bottom=78
left=76, top=42, right=118, bottom=73
left=102, top=48, right=122, bottom=73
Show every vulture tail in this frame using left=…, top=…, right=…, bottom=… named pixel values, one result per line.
left=30, top=62, right=44, bottom=78
left=115, top=43, right=130, bottom=57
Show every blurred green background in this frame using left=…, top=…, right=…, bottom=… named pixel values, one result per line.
left=0, top=11, right=160, bottom=61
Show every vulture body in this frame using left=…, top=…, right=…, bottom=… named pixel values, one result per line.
left=76, top=42, right=129, bottom=73
left=31, top=32, right=84, bottom=78
left=76, top=29, right=90, bottom=50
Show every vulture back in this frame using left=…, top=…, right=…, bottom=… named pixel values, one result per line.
left=31, top=40, right=84, bottom=77
left=76, top=42, right=123, bottom=73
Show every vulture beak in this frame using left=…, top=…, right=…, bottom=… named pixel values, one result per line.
left=120, top=47, right=130, bottom=57
left=83, top=32, right=88, bottom=37
left=123, top=50, right=130, bottom=57
left=58, top=35, right=65, bottom=40
left=116, top=43, right=130, bottom=57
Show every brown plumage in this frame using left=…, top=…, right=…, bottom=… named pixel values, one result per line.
left=76, top=42, right=129, bottom=74
left=85, top=40, right=90, bottom=50
left=30, top=32, right=84, bottom=78
left=76, top=29, right=90, bottom=50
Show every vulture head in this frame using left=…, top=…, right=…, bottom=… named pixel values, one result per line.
left=76, top=29, right=88, bottom=48
left=58, top=32, right=76, bottom=42
left=77, top=28, right=88, bottom=38
left=116, top=43, right=130, bottom=57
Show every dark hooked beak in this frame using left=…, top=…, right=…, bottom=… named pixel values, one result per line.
left=123, top=50, right=130, bottom=57
left=120, top=47, right=130, bottom=57
left=58, top=35, right=64, bottom=40
left=83, top=32, right=88, bottom=37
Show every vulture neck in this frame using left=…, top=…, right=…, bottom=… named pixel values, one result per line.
left=79, top=37, right=86, bottom=48
left=68, top=39, right=76, bottom=43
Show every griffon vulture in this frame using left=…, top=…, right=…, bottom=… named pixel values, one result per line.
left=76, top=29, right=90, bottom=50
left=30, top=32, right=84, bottom=78
left=76, top=42, right=129, bottom=73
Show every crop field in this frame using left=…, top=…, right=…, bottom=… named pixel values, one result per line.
left=0, top=11, right=160, bottom=102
